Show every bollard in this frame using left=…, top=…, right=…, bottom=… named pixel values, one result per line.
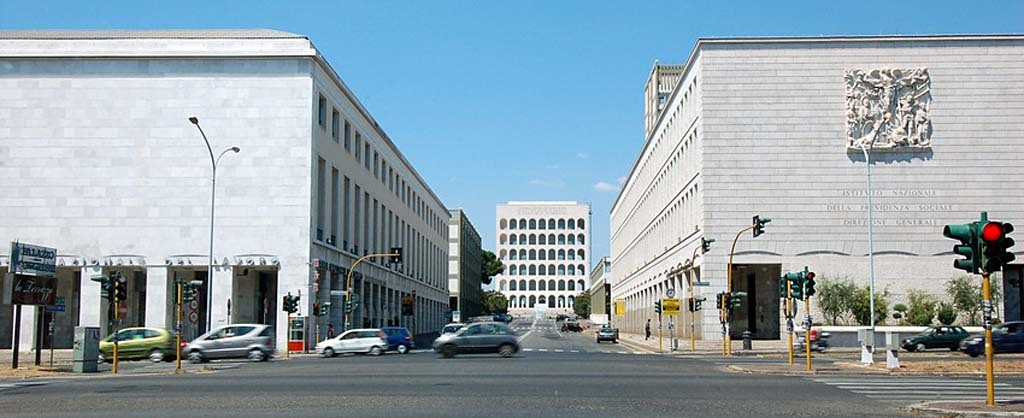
left=742, top=330, right=752, bottom=350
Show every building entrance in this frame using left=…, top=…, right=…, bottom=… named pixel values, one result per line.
left=728, top=264, right=782, bottom=340
left=231, top=268, right=278, bottom=329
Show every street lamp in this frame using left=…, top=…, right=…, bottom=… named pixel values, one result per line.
left=188, top=116, right=240, bottom=333
left=858, top=112, right=891, bottom=362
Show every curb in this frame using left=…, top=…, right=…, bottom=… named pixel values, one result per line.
left=616, top=339, right=659, bottom=354
left=905, top=401, right=1024, bottom=417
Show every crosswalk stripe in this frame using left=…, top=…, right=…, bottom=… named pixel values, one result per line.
left=522, top=348, right=534, bottom=352
left=537, top=349, right=548, bottom=352
left=554, top=349, right=564, bottom=353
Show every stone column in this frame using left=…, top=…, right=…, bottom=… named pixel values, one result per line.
left=209, top=264, right=233, bottom=330
left=145, top=266, right=168, bottom=329
left=79, top=265, right=103, bottom=327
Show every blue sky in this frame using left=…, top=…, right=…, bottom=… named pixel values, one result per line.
left=3, top=1, right=1022, bottom=262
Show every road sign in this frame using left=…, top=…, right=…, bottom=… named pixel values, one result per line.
left=692, top=281, right=710, bottom=287
left=9, top=242, right=57, bottom=277
left=46, top=304, right=65, bottom=312
left=662, top=298, right=681, bottom=315
left=189, top=299, right=199, bottom=310
left=452, top=310, right=461, bottom=322
left=614, top=298, right=625, bottom=316
left=666, top=288, right=676, bottom=298
left=188, top=311, right=199, bottom=323
left=118, top=301, right=128, bottom=319
left=330, top=290, right=347, bottom=296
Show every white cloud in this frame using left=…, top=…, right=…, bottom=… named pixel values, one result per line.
left=592, top=181, right=618, bottom=192
left=576, top=152, right=591, bottom=159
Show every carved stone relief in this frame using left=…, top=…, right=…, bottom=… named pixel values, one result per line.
left=846, top=68, right=932, bottom=150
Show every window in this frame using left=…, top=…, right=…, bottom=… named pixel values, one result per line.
left=529, top=234, right=537, bottom=245
left=510, top=235, right=518, bottom=245
left=519, top=249, right=526, bottom=259
left=318, top=94, right=327, bottom=127
left=509, top=251, right=517, bottom=261
left=558, top=219, right=566, bottom=229
left=364, top=144, right=371, bottom=170
left=331, top=108, right=340, bottom=140
left=374, top=152, right=379, bottom=178
left=568, top=219, right=575, bottom=229
left=529, top=219, right=537, bottom=229
left=539, top=280, right=546, bottom=291
left=344, top=121, right=351, bottom=150
left=518, top=280, right=526, bottom=290
left=548, top=219, right=555, bottom=229
left=528, top=250, right=536, bottom=260
left=355, top=133, right=362, bottom=161
left=509, top=280, right=517, bottom=291
left=568, top=235, right=575, bottom=245
left=529, top=280, right=537, bottom=291
left=509, top=220, right=517, bottom=230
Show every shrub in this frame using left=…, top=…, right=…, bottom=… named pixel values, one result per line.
left=937, top=302, right=958, bottom=325
left=816, top=277, right=856, bottom=325
left=892, top=303, right=908, bottom=324
left=851, top=285, right=889, bottom=326
left=906, top=289, right=938, bottom=326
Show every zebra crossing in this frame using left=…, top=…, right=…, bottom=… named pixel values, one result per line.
left=520, top=347, right=651, bottom=355
left=807, top=376, right=1024, bottom=403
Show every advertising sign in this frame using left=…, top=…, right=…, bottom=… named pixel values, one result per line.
left=614, top=298, right=626, bottom=316
left=11, top=275, right=57, bottom=306
left=10, top=242, right=57, bottom=278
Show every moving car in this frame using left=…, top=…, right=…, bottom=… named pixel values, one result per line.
left=596, top=327, right=619, bottom=344
left=561, top=321, right=582, bottom=332
left=491, top=313, right=512, bottom=323
left=432, top=322, right=519, bottom=358
left=901, top=326, right=969, bottom=352
left=960, top=321, right=1024, bottom=357
left=316, top=329, right=388, bottom=357
left=441, top=323, right=466, bottom=336
left=381, top=327, right=413, bottom=354
left=184, top=324, right=274, bottom=363
left=99, top=327, right=175, bottom=363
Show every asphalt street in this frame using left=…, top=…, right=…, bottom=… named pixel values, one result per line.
left=0, top=319, right=1015, bottom=418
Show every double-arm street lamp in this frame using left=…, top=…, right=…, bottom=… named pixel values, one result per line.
left=188, top=116, right=240, bottom=333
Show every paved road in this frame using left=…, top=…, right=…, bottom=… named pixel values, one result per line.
left=0, top=320, right=1010, bottom=418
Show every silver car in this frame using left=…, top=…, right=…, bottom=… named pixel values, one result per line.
left=315, top=329, right=388, bottom=357
left=185, top=324, right=274, bottom=363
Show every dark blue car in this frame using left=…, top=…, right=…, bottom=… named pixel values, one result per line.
left=381, top=327, right=413, bottom=354
left=960, top=321, right=1024, bottom=357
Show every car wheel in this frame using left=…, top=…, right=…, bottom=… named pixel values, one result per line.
left=969, top=351, right=980, bottom=358
left=498, top=344, right=515, bottom=358
left=442, top=344, right=457, bottom=358
left=187, top=350, right=206, bottom=363
left=148, top=348, right=165, bottom=363
left=613, top=340, right=618, bottom=344
left=397, top=344, right=409, bottom=354
left=369, top=346, right=383, bottom=356
left=949, top=346, right=959, bottom=352
left=323, top=347, right=336, bottom=358
left=248, top=349, right=265, bottom=362
left=915, top=343, right=926, bottom=352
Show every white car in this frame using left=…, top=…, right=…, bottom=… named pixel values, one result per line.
left=316, top=329, right=387, bottom=357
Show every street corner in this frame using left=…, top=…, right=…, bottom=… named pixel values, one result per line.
left=906, top=400, right=1024, bottom=417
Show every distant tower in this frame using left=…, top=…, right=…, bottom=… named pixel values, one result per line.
left=644, top=61, right=686, bottom=137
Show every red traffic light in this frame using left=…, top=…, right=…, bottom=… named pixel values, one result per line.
left=806, top=272, right=816, bottom=280
left=982, top=222, right=1006, bottom=243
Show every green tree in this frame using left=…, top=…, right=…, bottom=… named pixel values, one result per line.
left=937, top=302, right=958, bottom=325
left=945, top=276, right=981, bottom=325
left=816, top=277, right=856, bottom=325
left=480, top=290, right=508, bottom=314
left=573, top=292, right=591, bottom=318
left=906, top=289, right=938, bottom=326
left=850, top=285, right=890, bottom=326
left=481, top=250, right=504, bottom=285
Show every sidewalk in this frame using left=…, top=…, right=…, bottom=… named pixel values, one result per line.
left=615, top=331, right=794, bottom=355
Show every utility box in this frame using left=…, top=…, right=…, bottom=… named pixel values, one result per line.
left=72, top=326, right=100, bottom=373
left=885, top=332, right=900, bottom=369
left=857, top=328, right=875, bottom=365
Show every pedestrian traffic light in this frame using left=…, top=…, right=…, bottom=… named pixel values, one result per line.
left=944, top=221, right=981, bottom=274
left=728, top=292, right=745, bottom=311
left=753, top=215, right=771, bottom=238
left=695, top=297, right=705, bottom=311
left=390, top=247, right=403, bottom=264
left=112, top=274, right=127, bottom=303
left=282, top=293, right=299, bottom=314
left=654, top=300, right=662, bottom=314
left=803, top=269, right=816, bottom=297
left=981, top=221, right=1015, bottom=273
left=701, top=237, right=715, bottom=254
left=687, top=297, right=695, bottom=312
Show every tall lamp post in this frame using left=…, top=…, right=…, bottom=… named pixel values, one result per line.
left=188, top=116, right=240, bottom=333
left=858, top=112, right=891, bottom=362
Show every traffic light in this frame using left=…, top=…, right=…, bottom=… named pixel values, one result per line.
left=783, top=272, right=804, bottom=300
left=181, top=279, right=202, bottom=303
left=695, top=297, right=705, bottom=311
left=390, top=247, right=403, bottom=264
left=944, top=221, right=981, bottom=274
left=344, top=300, right=353, bottom=314
left=112, top=274, right=127, bottom=303
left=716, top=292, right=726, bottom=309
left=753, top=215, right=771, bottom=238
left=687, top=297, right=695, bottom=312
left=282, top=293, right=299, bottom=314
left=729, top=291, right=746, bottom=311
left=701, top=237, right=715, bottom=254
left=981, top=221, right=1016, bottom=273
left=320, top=302, right=331, bottom=316
left=91, top=275, right=111, bottom=300
left=312, top=303, right=320, bottom=316
left=803, top=269, right=817, bottom=297
left=654, top=300, right=662, bottom=315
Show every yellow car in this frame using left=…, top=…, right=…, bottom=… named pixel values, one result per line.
left=99, top=327, right=175, bottom=363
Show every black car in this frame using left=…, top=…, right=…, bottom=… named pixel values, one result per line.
left=900, top=326, right=969, bottom=352
left=491, top=313, right=512, bottom=323
left=561, top=321, right=582, bottom=332
left=432, top=322, right=520, bottom=358
left=961, top=321, right=1024, bottom=357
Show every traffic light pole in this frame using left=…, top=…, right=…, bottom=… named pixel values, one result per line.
left=176, top=280, right=183, bottom=372
left=787, top=284, right=794, bottom=365
left=983, top=272, right=995, bottom=406
left=805, top=296, right=812, bottom=372
left=112, top=285, right=119, bottom=375
left=726, top=225, right=756, bottom=356
left=687, top=246, right=700, bottom=353
left=343, top=252, right=399, bottom=332
left=658, top=311, right=663, bottom=354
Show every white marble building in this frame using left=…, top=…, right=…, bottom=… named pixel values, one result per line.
left=0, top=30, right=450, bottom=351
left=495, top=202, right=591, bottom=316
left=611, top=35, right=1024, bottom=342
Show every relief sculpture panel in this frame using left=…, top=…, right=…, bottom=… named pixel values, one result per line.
left=846, top=68, right=932, bottom=150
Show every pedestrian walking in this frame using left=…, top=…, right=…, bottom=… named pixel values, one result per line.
left=327, top=324, right=335, bottom=339
left=645, top=319, right=651, bottom=340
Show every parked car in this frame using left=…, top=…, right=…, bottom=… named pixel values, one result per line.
left=595, top=327, right=619, bottom=344
left=432, top=322, right=520, bottom=358
left=316, top=329, right=388, bottom=357
left=441, top=323, right=466, bottom=336
left=99, top=327, right=175, bottom=363
left=184, top=324, right=274, bottom=363
left=901, top=326, right=969, bottom=352
left=381, top=327, right=413, bottom=354
left=561, top=321, right=583, bottom=332
left=960, top=321, right=1024, bottom=357
left=491, top=313, right=512, bottom=323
